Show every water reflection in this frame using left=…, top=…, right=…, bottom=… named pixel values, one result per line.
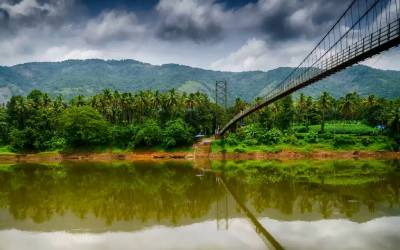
left=0, top=159, right=399, bottom=249
left=216, top=159, right=400, bottom=221
left=0, top=161, right=226, bottom=230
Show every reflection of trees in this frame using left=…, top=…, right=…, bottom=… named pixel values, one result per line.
left=0, top=162, right=223, bottom=225
left=220, top=160, right=400, bottom=219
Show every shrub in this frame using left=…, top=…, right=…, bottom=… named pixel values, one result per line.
left=9, top=128, right=34, bottom=152
left=237, top=124, right=263, bottom=141
left=319, top=132, right=334, bottom=140
left=112, top=125, right=138, bottom=148
left=294, top=126, right=309, bottom=133
left=162, top=119, right=193, bottom=148
left=44, top=136, right=66, bottom=151
left=133, top=120, right=162, bottom=148
left=361, top=137, right=373, bottom=146
left=225, top=134, right=239, bottom=146
left=333, top=135, right=356, bottom=147
left=234, top=147, right=246, bottom=153
left=284, top=134, right=300, bottom=145
left=243, top=138, right=258, bottom=146
left=305, top=131, right=319, bottom=143
left=260, top=128, right=283, bottom=145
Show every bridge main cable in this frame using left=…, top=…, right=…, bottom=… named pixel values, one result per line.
left=219, top=0, right=400, bottom=135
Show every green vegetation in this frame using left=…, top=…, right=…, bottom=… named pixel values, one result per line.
left=214, top=91, right=400, bottom=153
left=212, top=159, right=398, bottom=185
left=0, top=161, right=224, bottom=225
left=213, top=159, right=400, bottom=218
left=2, top=87, right=400, bottom=154
left=0, top=89, right=219, bottom=153
left=1, top=60, right=400, bottom=104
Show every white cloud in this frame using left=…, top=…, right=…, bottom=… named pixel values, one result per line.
left=210, top=38, right=312, bottom=72
left=83, top=10, right=146, bottom=45
left=362, top=48, right=400, bottom=71
left=0, top=0, right=50, bottom=17
left=44, top=47, right=104, bottom=61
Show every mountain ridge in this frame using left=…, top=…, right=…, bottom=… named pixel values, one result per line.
left=0, top=59, right=399, bottom=104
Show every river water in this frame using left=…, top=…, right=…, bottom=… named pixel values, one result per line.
left=0, top=159, right=399, bottom=250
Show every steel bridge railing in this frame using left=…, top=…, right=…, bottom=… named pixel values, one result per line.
left=219, top=0, right=400, bottom=135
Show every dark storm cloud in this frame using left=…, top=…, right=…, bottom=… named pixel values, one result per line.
left=154, top=0, right=353, bottom=44
left=254, top=0, right=353, bottom=41
left=155, top=0, right=226, bottom=43
left=0, top=0, right=84, bottom=37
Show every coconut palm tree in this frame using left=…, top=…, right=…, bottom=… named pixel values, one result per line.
left=318, top=92, right=332, bottom=133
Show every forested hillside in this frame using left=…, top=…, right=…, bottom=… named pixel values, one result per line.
left=0, top=59, right=399, bottom=103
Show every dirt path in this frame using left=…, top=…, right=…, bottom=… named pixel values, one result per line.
left=193, top=138, right=213, bottom=159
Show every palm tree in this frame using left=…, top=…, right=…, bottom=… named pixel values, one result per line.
left=296, top=93, right=307, bottom=125
left=318, top=92, right=332, bottom=133
left=340, top=93, right=356, bottom=121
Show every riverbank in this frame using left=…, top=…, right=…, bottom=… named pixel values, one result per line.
left=1, top=148, right=400, bottom=163
left=0, top=150, right=194, bottom=163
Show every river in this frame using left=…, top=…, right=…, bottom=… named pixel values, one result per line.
left=0, top=159, right=399, bottom=249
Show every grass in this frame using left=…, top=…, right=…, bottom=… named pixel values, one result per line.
left=0, top=146, right=15, bottom=155
left=293, top=122, right=379, bottom=135
left=212, top=138, right=390, bottom=153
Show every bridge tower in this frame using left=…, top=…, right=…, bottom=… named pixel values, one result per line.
left=215, top=80, right=228, bottom=136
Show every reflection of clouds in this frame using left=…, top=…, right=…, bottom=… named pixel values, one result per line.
left=0, top=219, right=265, bottom=250
left=261, top=216, right=400, bottom=250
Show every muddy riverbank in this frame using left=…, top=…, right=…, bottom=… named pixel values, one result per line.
left=1, top=149, right=400, bottom=163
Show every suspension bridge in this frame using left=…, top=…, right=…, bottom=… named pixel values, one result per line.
left=217, top=0, right=400, bottom=136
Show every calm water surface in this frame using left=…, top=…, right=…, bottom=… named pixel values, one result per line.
left=0, top=159, right=399, bottom=250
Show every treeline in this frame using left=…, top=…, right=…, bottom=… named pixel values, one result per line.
left=229, top=92, right=400, bottom=133
left=0, top=89, right=220, bottom=152
left=222, top=92, right=400, bottom=149
left=1, top=89, right=400, bottom=152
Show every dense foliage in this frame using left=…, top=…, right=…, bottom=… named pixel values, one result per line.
left=220, top=91, right=400, bottom=151
left=1, top=88, right=400, bottom=153
left=0, top=89, right=219, bottom=152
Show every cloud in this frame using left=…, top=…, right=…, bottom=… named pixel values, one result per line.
left=0, top=0, right=80, bottom=33
left=83, top=10, right=146, bottom=45
left=0, top=0, right=396, bottom=73
left=155, top=0, right=227, bottom=43
left=44, top=47, right=104, bottom=61
left=234, top=0, right=352, bottom=41
left=210, top=38, right=313, bottom=71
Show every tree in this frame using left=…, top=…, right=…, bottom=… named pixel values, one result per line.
left=0, top=107, right=8, bottom=144
left=59, top=106, right=111, bottom=148
left=318, top=92, right=333, bottom=133
left=133, top=119, right=162, bottom=148
left=163, top=119, right=193, bottom=148
left=276, top=95, right=294, bottom=131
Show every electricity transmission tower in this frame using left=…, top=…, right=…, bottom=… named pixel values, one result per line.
left=215, top=80, right=227, bottom=109
left=215, top=80, right=228, bottom=135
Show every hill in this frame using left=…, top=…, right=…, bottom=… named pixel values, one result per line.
left=0, top=59, right=399, bottom=103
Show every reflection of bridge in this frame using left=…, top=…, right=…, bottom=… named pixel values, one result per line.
left=218, top=0, right=400, bottom=135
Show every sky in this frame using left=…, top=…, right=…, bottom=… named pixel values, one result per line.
left=0, top=0, right=399, bottom=72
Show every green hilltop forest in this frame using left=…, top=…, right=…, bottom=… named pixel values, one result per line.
left=1, top=59, right=400, bottom=104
